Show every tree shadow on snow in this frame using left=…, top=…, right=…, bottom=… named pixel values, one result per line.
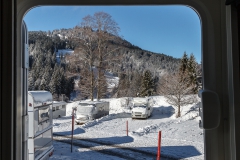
left=88, top=136, right=134, bottom=145
left=54, top=127, right=85, bottom=136
left=133, top=145, right=201, bottom=159
left=123, top=146, right=202, bottom=159
left=182, top=102, right=200, bottom=117
left=77, top=145, right=201, bottom=159
left=148, top=106, right=175, bottom=119
left=160, top=145, right=202, bottom=159
left=76, top=113, right=132, bottom=129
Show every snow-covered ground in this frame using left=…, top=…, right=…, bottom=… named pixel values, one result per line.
left=56, top=49, right=74, bottom=63
left=51, top=96, right=203, bottom=160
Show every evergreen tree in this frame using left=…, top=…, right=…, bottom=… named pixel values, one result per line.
left=55, top=67, right=62, bottom=96
left=49, top=78, right=56, bottom=95
left=49, top=64, right=60, bottom=95
left=51, top=52, right=57, bottom=68
left=39, top=66, right=52, bottom=91
left=39, top=77, right=47, bottom=90
left=178, top=52, right=199, bottom=94
left=34, top=78, right=41, bottom=90
left=187, top=54, right=198, bottom=93
left=139, top=70, right=155, bottom=97
left=179, top=52, right=188, bottom=75
left=45, top=54, right=52, bottom=69
left=34, top=53, right=45, bottom=80
left=28, top=72, right=35, bottom=91
left=65, top=76, right=75, bottom=100
left=59, top=67, right=66, bottom=95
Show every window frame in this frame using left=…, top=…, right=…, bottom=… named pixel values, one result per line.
left=0, top=0, right=235, bottom=159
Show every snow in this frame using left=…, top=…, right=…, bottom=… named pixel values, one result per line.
left=56, top=49, right=74, bottom=57
left=105, top=72, right=119, bottom=91
left=56, top=49, right=74, bottom=63
left=51, top=95, right=203, bottom=160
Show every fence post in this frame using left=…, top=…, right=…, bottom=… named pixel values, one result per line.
left=157, top=131, right=161, bottom=160
left=71, top=109, right=75, bottom=152
left=126, top=120, right=128, bottom=136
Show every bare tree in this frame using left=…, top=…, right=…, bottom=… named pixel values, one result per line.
left=67, top=12, right=121, bottom=101
left=116, top=70, right=143, bottom=98
left=72, top=26, right=98, bottom=101
left=78, top=67, right=96, bottom=100
left=97, top=70, right=108, bottom=98
left=116, top=72, right=131, bottom=98
left=81, top=12, right=121, bottom=100
left=129, top=70, right=142, bottom=97
left=158, top=72, right=197, bottom=118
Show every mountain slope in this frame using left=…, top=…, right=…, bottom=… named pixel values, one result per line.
left=28, top=28, right=181, bottom=77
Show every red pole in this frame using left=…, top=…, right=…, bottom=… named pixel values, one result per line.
left=157, top=131, right=161, bottom=160
left=71, top=109, right=74, bottom=152
left=126, top=120, right=128, bottom=136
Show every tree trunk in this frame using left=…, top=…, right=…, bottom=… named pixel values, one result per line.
left=177, top=105, right=181, bottom=118
left=91, top=67, right=94, bottom=101
left=96, top=45, right=102, bottom=101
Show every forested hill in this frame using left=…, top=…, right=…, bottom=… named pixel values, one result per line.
left=28, top=28, right=182, bottom=100
left=28, top=29, right=180, bottom=76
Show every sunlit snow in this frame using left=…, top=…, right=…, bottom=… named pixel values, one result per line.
left=51, top=95, right=203, bottom=160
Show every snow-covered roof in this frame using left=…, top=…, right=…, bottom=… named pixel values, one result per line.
left=78, top=101, right=108, bottom=105
left=133, top=97, right=148, bottom=104
left=28, top=91, right=52, bottom=105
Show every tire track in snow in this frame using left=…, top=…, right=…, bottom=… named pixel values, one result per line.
left=53, top=133, right=176, bottom=160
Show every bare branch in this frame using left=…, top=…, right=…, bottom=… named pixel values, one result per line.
left=158, top=72, right=197, bottom=118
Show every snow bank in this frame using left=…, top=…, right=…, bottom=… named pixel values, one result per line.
left=81, top=112, right=131, bottom=129
left=67, top=95, right=201, bottom=121
left=131, top=124, right=159, bottom=136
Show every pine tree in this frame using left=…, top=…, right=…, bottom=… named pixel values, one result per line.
left=37, top=53, right=45, bottom=78
left=187, top=54, right=198, bottom=93
left=49, top=78, right=56, bottom=95
left=39, top=77, right=47, bottom=90
left=39, top=67, right=52, bottom=91
left=28, top=72, right=35, bottom=91
left=65, top=77, right=75, bottom=100
left=178, top=52, right=199, bottom=94
left=55, top=67, right=62, bottom=96
left=59, top=67, right=66, bottom=95
left=179, top=52, right=188, bottom=75
left=139, top=70, right=155, bottom=97
left=51, top=52, right=57, bottom=68
left=49, top=64, right=60, bottom=95
left=34, top=78, right=41, bottom=90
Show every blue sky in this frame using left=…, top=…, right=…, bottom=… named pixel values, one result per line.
left=24, top=6, right=201, bottom=63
